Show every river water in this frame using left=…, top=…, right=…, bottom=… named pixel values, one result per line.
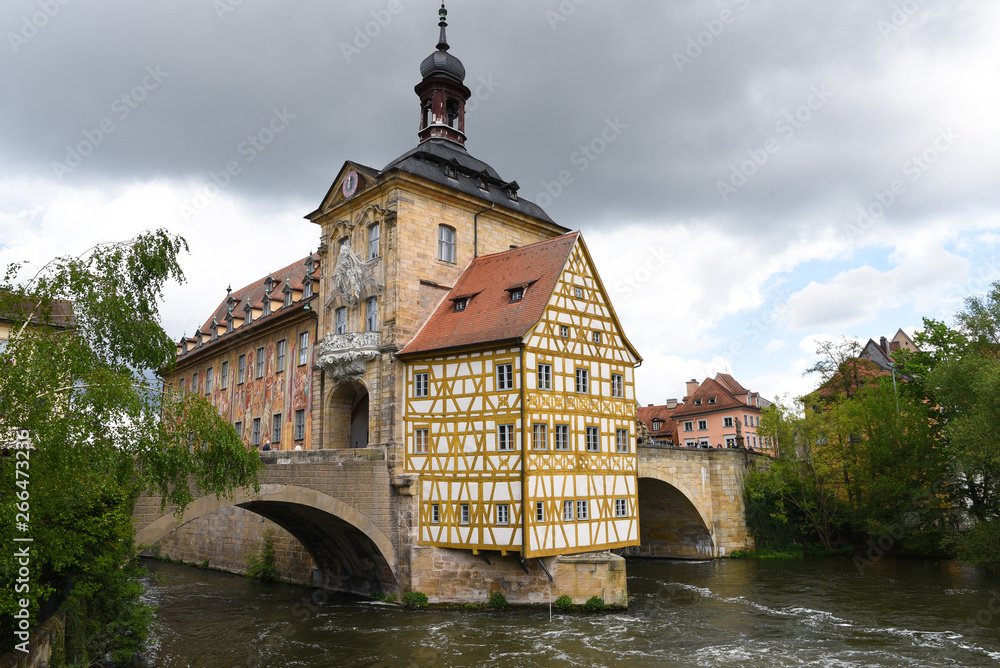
left=139, top=557, right=1000, bottom=667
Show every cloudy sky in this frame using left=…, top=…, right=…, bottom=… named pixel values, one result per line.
left=2, top=1, right=998, bottom=406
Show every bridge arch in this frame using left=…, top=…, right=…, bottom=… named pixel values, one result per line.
left=136, top=484, right=397, bottom=596
left=632, top=474, right=716, bottom=559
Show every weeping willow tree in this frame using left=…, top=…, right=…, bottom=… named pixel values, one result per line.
left=0, top=230, right=262, bottom=664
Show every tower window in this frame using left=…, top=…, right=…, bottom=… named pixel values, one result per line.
left=446, top=98, right=460, bottom=128
left=438, top=225, right=456, bottom=263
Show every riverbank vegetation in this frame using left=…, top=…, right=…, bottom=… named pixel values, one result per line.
left=745, top=281, right=1000, bottom=571
left=0, top=232, right=263, bottom=665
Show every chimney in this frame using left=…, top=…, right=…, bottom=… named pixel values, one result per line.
left=686, top=378, right=699, bottom=397
left=666, top=398, right=678, bottom=409
left=880, top=336, right=889, bottom=353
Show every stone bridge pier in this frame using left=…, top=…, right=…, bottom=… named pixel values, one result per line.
left=629, top=446, right=765, bottom=559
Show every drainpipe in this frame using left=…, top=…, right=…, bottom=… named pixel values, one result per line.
left=473, top=203, right=495, bottom=258
left=519, top=342, right=528, bottom=562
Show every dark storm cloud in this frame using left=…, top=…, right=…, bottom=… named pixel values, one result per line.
left=1, top=1, right=995, bottom=237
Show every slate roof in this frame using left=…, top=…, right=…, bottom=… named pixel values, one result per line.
left=178, top=254, right=319, bottom=357
left=860, top=338, right=894, bottom=370
left=382, top=139, right=561, bottom=227
left=398, top=233, right=579, bottom=357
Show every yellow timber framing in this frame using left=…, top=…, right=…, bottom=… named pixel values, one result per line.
left=401, top=235, right=642, bottom=558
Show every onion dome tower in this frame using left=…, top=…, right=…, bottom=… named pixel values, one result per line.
left=416, top=3, right=472, bottom=146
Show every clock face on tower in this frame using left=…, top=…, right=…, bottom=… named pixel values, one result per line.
left=342, top=169, right=359, bottom=198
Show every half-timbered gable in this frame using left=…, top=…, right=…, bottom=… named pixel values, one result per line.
left=398, top=232, right=641, bottom=557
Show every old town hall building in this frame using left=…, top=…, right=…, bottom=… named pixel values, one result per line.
left=165, top=4, right=641, bottom=603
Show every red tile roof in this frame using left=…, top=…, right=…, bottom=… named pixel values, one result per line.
left=0, top=293, right=74, bottom=329
left=637, top=405, right=680, bottom=438
left=399, top=233, right=579, bottom=357
left=178, top=254, right=318, bottom=356
left=670, top=374, right=767, bottom=419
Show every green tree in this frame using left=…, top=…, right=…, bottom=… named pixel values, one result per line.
left=1, top=230, right=263, bottom=663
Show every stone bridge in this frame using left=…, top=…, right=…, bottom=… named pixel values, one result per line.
left=629, top=445, right=767, bottom=559
left=133, top=446, right=765, bottom=598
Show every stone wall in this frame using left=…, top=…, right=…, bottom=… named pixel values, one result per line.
left=0, top=612, right=63, bottom=668
left=148, top=506, right=316, bottom=584
left=636, top=446, right=766, bottom=557
left=409, top=546, right=627, bottom=606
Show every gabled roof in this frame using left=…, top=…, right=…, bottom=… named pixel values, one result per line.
left=398, top=233, right=579, bottom=357
left=670, top=374, right=769, bottom=419
left=860, top=338, right=894, bottom=370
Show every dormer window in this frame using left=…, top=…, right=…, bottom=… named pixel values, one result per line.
left=302, top=278, right=313, bottom=299
left=694, top=399, right=702, bottom=406
left=283, top=282, right=293, bottom=308
left=708, top=397, right=716, bottom=405
left=444, top=164, right=458, bottom=179
left=477, top=176, right=488, bottom=191
left=509, top=288, right=524, bottom=303
left=652, top=420, right=661, bottom=431
left=305, top=256, right=317, bottom=276
left=243, top=302, right=253, bottom=325
left=454, top=298, right=467, bottom=312
left=507, top=188, right=518, bottom=202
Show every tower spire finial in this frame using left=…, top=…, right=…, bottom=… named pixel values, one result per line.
left=437, top=2, right=449, bottom=51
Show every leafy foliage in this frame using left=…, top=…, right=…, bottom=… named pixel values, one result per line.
left=582, top=596, right=607, bottom=611
left=245, top=531, right=279, bottom=582
left=402, top=591, right=429, bottom=608
left=553, top=595, right=573, bottom=611
left=0, top=230, right=263, bottom=664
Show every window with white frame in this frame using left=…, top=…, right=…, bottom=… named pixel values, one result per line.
left=237, top=355, right=246, bottom=384
left=496, top=363, right=514, bottom=390
left=537, top=364, right=552, bottom=390
left=575, top=368, right=589, bottom=393
left=438, top=225, right=456, bottom=263
left=252, top=418, right=261, bottom=446
left=536, top=501, right=545, bottom=522
left=554, top=424, right=569, bottom=451
left=652, top=420, right=661, bottom=431
left=697, top=419, right=707, bottom=431
left=414, top=428, right=429, bottom=454
left=414, top=373, right=429, bottom=398
left=509, top=287, right=524, bottom=303
left=256, top=346, right=265, bottom=378
left=726, top=437, right=736, bottom=447
left=302, top=279, right=313, bottom=299
left=586, top=426, right=600, bottom=452
left=592, top=331, right=601, bottom=344
left=368, top=224, right=380, bottom=260
left=205, top=368, right=212, bottom=394
left=616, top=428, right=629, bottom=453
left=576, top=499, right=589, bottom=520
left=574, top=286, right=584, bottom=299
left=496, top=503, right=509, bottom=525
left=298, top=331, right=309, bottom=365
left=431, top=504, right=440, bottom=524
left=615, top=498, right=628, bottom=518
left=563, top=500, right=574, bottom=521
left=335, top=307, right=347, bottom=335
left=294, top=410, right=305, bottom=441
left=272, top=413, right=282, bottom=443
left=611, top=374, right=623, bottom=398
left=560, top=325, right=569, bottom=338
left=276, top=339, right=285, bottom=372
left=532, top=423, right=548, bottom=450
left=497, top=424, right=515, bottom=451
left=366, top=297, right=378, bottom=332
left=221, top=360, right=229, bottom=389
left=683, top=421, right=693, bottom=432
left=723, top=417, right=733, bottom=428
left=460, top=504, right=470, bottom=525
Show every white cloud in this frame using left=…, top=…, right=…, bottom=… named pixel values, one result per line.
left=763, top=338, right=788, bottom=353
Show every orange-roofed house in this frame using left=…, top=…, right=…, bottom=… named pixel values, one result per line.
left=396, top=232, right=643, bottom=558
left=163, top=255, right=320, bottom=451
left=641, top=374, right=777, bottom=455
